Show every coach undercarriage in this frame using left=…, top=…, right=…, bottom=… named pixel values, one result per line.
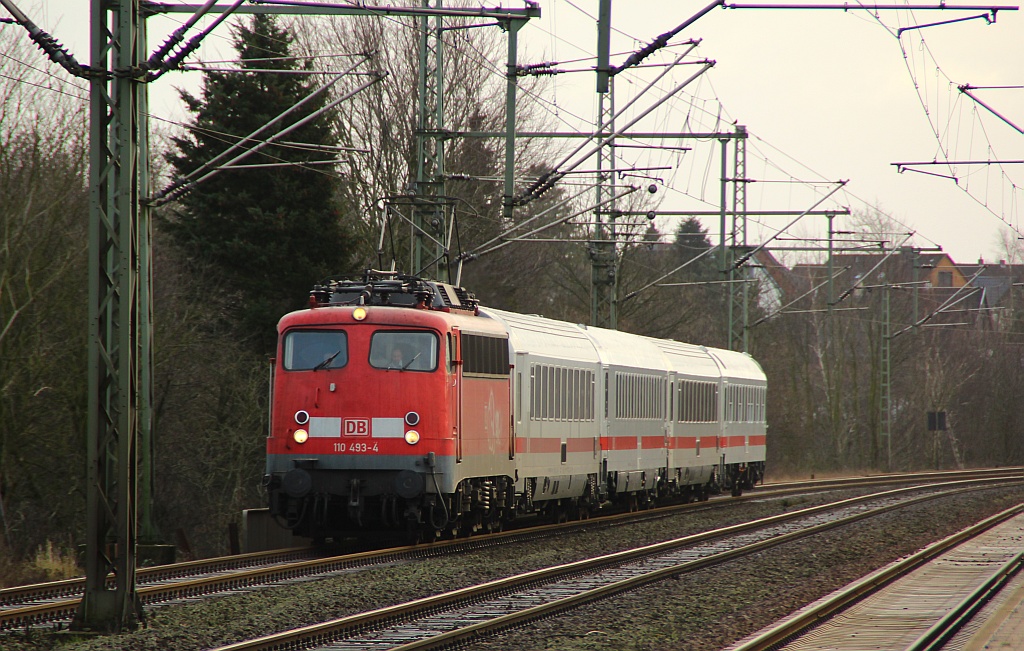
left=271, top=459, right=764, bottom=542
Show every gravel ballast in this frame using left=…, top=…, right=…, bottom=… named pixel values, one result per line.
left=5, top=483, right=1024, bottom=651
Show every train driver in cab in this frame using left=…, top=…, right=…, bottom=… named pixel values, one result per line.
left=389, top=346, right=406, bottom=369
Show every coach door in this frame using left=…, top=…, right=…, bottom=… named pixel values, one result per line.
left=512, top=352, right=528, bottom=460
left=666, top=376, right=674, bottom=469
left=450, top=328, right=463, bottom=462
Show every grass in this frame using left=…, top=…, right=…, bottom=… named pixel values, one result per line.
left=0, top=540, right=80, bottom=587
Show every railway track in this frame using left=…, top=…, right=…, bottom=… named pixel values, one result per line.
left=727, top=502, right=1024, bottom=651
left=2, top=469, right=1020, bottom=636
left=0, top=546, right=326, bottom=631
left=0, top=546, right=319, bottom=609
left=205, top=477, right=1024, bottom=651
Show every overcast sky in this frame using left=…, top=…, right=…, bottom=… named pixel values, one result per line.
left=25, top=1, right=1024, bottom=265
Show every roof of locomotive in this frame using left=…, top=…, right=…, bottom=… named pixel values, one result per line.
left=277, top=303, right=511, bottom=339
left=279, top=273, right=503, bottom=335
left=283, top=274, right=764, bottom=383
left=277, top=302, right=454, bottom=332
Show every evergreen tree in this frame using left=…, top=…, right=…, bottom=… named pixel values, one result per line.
left=164, top=15, right=353, bottom=350
left=671, top=216, right=716, bottom=277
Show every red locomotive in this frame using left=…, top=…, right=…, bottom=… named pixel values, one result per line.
left=264, top=272, right=766, bottom=541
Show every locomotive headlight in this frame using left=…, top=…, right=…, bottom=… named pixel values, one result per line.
left=352, top=307, right=367, bottom=321
left=293, top=428, right=309, bottom=444
left=404, top=430, right=420, bottom=445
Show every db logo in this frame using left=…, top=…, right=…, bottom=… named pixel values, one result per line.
left=343, top=419, right=369, bottom=436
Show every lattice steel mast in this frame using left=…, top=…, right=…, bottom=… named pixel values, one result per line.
left=75, top=0, right=147, bottom=631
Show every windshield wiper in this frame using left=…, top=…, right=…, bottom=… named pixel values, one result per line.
left=389, top=351, right=422, bottom=371
left=313, top=350, right=341, bottom=371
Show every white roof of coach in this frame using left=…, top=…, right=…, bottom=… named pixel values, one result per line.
left=483, top=308, right=670, bottom=370
left=707, top=348, right=767, bottom=384
left=479, top=308, right=600, bottom=364
left=645, top=338, right=722, bottom=379
left=480, top=307, right=764, bottom=382
left=577, top=325, right=672, bottom=371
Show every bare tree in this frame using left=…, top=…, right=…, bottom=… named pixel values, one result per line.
left=0, top=27, right=90, bottom=557
left=290, top=9, right=571, bottom=286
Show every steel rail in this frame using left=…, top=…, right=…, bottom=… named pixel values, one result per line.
left=206, top=478, right=1024, bottom=651
left=387, top=482, right=1024, bottom=651
left=906, top=549, right=1024, bottom=651
left=3, top=467, right=1020, bottom=620
left=0, top=546, right=317, bottom=607
left=729, top=502, right=1024, bottom=651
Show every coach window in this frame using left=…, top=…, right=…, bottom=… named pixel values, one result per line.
left=705, top=383, right=713, bottom=422
left=559, top=368, right=568, bottom=420
left=532, top=364, right=540, bottom=419
left=541, top=366, right=550, bottom=420
left=284, top=330, right=348, bottom=370
left=369, top=331, right=438, bottom=371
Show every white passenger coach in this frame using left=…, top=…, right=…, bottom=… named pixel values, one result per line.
left=484, top=307, right=767, bottom=507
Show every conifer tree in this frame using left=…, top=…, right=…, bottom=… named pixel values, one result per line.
left=164, top=14, right=353, bottom=350
left=671, top=216, right=716, bottom=276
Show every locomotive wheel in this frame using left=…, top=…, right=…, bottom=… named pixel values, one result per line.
left=449, top=517, right=469, bottom=539
left=405, top=521, right=424, bottom=545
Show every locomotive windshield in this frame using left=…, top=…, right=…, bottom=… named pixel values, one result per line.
left=369, top=331, right=438, bottom=372
left=283, top=330, right=348, bottom=370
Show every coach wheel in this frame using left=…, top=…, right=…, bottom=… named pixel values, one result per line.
left=746, top=465, right=761, bottom=489
left=550, top=501, right=567, bottom=524
left=567, top=499, right=584, bottom=522
left=627, top=493, right=639, bottom=512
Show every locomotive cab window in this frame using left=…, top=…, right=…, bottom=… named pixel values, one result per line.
left=283, top=330, right=348, bottom=371
left=369, top=331, right=439, bottom=372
